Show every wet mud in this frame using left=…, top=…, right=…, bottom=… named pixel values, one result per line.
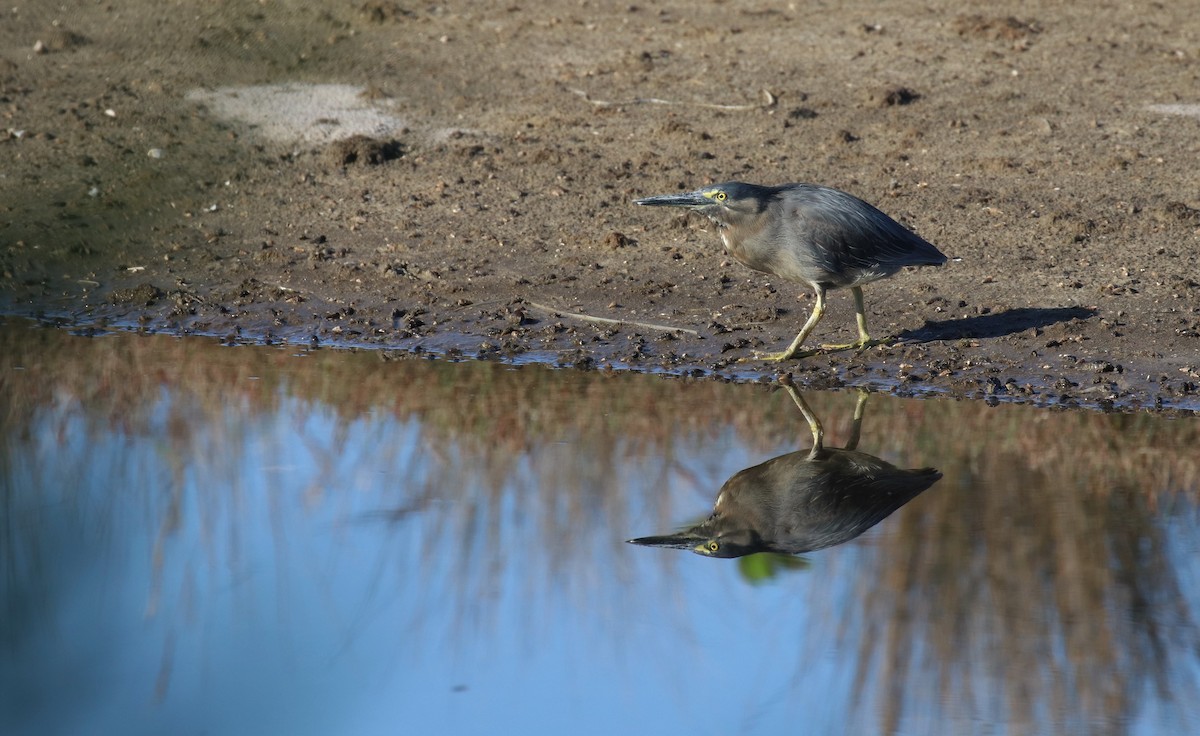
left=1, top=1, right=1197, bottom=412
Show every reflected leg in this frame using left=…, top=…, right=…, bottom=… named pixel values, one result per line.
left=843, top=388, right=870, bottom=451
left=780, top=382, right=825, bottom=459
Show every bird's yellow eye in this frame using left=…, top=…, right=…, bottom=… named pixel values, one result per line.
left=707, top=541, right=719, bottom=552
left=715, top=191, right=727, bottom=201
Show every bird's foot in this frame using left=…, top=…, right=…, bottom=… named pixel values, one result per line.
left=819, top=336, right=892, bottom=353
left=738, top=348, right=820, bottom=363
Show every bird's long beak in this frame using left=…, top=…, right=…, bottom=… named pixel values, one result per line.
left=626, top=531, right=703, bottom=549
left=634, top=191, right=709, bottom=208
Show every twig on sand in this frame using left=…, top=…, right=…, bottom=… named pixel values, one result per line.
left=527, top=301, right=700, bottom=336
left=568, top=87, right=776, bottom=111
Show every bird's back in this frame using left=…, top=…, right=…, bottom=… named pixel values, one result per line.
left=718, top=447, right=941, bottom=554
left=765, top=184, right=947, bottom=289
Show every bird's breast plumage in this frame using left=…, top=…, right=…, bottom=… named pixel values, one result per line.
left=721, top=217, right=780, bottom=276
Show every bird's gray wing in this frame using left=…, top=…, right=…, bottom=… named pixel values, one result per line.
left=786, top=186, right=945, bottom=275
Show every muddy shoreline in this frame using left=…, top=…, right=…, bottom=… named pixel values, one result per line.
left=1, top=2, right=1197, bottom=412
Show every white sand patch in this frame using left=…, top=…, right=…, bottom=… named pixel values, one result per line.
left=1146, top=103, right=1200, bottom=120
left=186, top=83, right=408, bottom=144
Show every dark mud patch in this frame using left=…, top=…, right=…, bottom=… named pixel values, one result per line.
left=1, top=1, right=1197, bottom=414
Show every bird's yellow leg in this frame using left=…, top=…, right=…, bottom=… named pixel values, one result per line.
left=820, top=286, right=890, bottom=351
left=781, top=384, right=825, bottom=457
left=843, top=388, right=869, bottom=451
left=741, top=287, right=827, bottom=362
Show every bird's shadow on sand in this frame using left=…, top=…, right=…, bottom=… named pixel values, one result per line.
left=898, top=306, right=1096, bottom=342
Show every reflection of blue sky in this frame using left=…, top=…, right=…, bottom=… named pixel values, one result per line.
left=3, top=386, right=1199, bottom=736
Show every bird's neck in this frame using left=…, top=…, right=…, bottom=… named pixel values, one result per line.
left=719, top=214, right=772, bottom=267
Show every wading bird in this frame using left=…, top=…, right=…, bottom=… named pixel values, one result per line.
left=635, top=182, right=947, bottom=361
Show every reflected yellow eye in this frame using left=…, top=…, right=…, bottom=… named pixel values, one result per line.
left=707, top=541, right=719, bottom=552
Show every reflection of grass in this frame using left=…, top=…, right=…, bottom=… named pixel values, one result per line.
left=4, top=320, right=1196, bottom=499
left=737, top=553, right=811, bottom=583
left=851, top=434, right=1200, bottom=733
left=3, top=318, right=1200, bottom=732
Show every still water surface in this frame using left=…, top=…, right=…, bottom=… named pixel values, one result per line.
left=2, top=320, right=1199, bottom=735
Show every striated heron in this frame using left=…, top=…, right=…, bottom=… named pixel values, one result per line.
left=635, top=182, right=947, bottom=361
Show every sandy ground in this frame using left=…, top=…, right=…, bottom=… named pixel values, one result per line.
left=1, top=1, right=1198, bottom=412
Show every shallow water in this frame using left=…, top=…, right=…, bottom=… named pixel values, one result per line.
left=2, top=319, right=1199, bottom=736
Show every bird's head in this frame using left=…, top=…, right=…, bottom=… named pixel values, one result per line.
left=634, top=182, right=771, bottom=228
left=627, top=521, right=767, bottom=559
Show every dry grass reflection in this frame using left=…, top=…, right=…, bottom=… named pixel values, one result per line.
left=2, top=318, right=1199, bottom=732
left=850, top=411, right=1200, bottom=733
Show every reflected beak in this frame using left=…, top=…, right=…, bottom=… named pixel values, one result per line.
left=626, top=532, right=703, bottom=550
left=633, top=191, right=710, bottom=208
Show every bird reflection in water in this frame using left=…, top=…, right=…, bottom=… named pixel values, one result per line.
left=628, top=381, right=941, bottom=559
